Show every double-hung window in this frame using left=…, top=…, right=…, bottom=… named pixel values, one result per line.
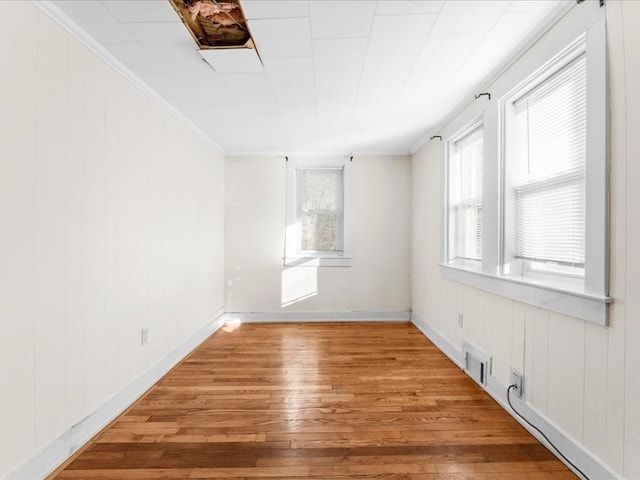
left=446, top=122, right=484, bottom=269
left=504, top=51, right=587, bottom=283
left=285, top=157, right=351, bottom=267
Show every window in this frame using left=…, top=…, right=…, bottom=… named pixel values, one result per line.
left=504, top=50, right=587, bottom=284
left=440, top=11, right=610, bottom=326
left=446, top=122, right=484, bottom=268
left=285, top=157, right=351, bottom=266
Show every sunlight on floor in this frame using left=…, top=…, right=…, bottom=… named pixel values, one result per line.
left=222, top=318, right=242, bottom=333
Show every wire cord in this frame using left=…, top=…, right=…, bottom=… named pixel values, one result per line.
left=506, top=385, right=590, bottom=480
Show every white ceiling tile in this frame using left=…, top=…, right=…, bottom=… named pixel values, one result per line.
left=317, top=90, right=358, bottom=109
left=412, top=34, right=482, bottom=75
left=158, top=58, right=213, bottom=74
left=187, top=85, right=238, bottom=108
left=173, top=96, right=209, bottom=119
left=55, top=1, right=137, bottom=44
left=235, top=95, right=279, bottom=113
left=285, top=112, right=318, bottom=129
left=507, top=0, right=572, bottom=13
left=457, top=11, right=555, bottom=84
left=317, top=102, right=354, bottom=126
left=368, top=14, right=437, bottom=55
left=375, top=1, right=445, bottom=15
left=272, top=84, right=316, bottom=111
left=106, top=43, right=167, bottom=75
left=241, top=1, right=310, bottom=19
left=352, top=96, right=395, bottom=130
left=272, top=83, right=315, bottom=101
left=313, top=38, right=368, bottom=71
left=246, top=112, right=286, bottom=128
left=221, top=72, right=272, bottom=96
left=358, top=54, right=416, bottom=96
left=141, top=74, right=183, bottom=98
left=315, top=70, right=361, bottom=94
left=355, top=94, right=396, bottom=113
left=263, top=57, right=314, bottom=85
left=199, top=48, right=264, bottom=73
left=168, top=60, right=221, bottom=86
left=125, top=22, right=199, bottom=60
left=102, top=0, right=179, bottom=23
left=430, top=1, right=510, bottom=36
left=198, top=120, right=228, bottom=145
left=310, top=1, right=376, bottom=39
left=248, top=18, right=312, bottom=58
left=205, top=105, right=249, bottom=128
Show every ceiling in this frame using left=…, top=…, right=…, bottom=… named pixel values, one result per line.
left=51, top=0, right=573, bottom=156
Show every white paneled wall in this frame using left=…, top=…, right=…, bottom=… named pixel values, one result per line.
left=0, top=2, right=225, bottom=477
left=411, top=2, right=640, bottom=478
left=225, top=155, right=411, bottom=314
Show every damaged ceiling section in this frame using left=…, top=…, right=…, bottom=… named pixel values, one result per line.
left=170, top=0, right=263, bottom=72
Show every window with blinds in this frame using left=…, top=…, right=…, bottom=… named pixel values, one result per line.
left=296, top=167, right=344, bottom=253
left=447, top=124, right=484, bottom=266
left=511, top=54, right=586, bottom=276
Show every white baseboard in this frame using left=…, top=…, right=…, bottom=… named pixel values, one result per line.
left=8, top=314, right=226, bottom=480
left=410, top=312, right=617, bottom=480
left=222, top=310, right=411, bottom=323
left=410, top=312, right=465, bottom=368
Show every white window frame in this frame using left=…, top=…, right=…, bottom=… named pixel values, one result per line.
left=445, top=118, right=484, bottom=271
left=501, top=36, right=588, bottom=292
left=440, top=5, right=611, bottom=326
left=285, top=157, right=352, bottom=267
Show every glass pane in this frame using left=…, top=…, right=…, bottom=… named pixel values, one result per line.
left=300, top=213, right=338, bottom=252
left=448, top=126, right=483, bottom=263
left=296, top=167, right=343, bottom=253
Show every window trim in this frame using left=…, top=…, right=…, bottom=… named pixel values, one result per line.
left=284, top=157, right=352, bottom=267
left=439, top=6, right=610, bottom=326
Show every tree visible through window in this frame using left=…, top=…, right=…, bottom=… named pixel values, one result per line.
left=285, top=157, right=351, bottom=266
left=297, top=168, right=343, bottom=253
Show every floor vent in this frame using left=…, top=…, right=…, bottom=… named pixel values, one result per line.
left=463, top=341, right=491, bottom=386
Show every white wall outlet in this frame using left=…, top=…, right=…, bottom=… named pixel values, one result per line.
left=511, top=368, right=524, bottom=398
left=141, top=327, right=149, bottom=346
left=457, top=312, right=464, bottom=328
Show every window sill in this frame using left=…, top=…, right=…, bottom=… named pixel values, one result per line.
left=440, top=264, right=612, bottom=326
left=284, top=256, right=352, bottom=267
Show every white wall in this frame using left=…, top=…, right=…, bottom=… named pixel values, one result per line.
left=0, top=2, right=225, bottom=477
left=411, top=2, right=640, bottom=479
left=225, top=155, right=411, bottom=314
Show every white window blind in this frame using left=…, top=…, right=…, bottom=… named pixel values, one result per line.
left=296, top=167, right=344, bottom=253
left=448, top=125, right=484, bottom=264
left=512, top=54, right=586, bottom=270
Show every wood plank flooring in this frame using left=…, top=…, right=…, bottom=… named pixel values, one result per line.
left=49, top=322, right=576, bottom=479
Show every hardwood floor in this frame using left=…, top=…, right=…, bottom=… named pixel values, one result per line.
left=49, top=322, right=576, bottom=479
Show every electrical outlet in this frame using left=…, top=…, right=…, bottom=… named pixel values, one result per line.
left=141, top=327, right=149, bottom=346
left=457, top=312, right=464, bottom=328
left=511, top=369, right=524, bottom=398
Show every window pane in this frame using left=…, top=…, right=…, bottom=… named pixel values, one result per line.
left=448, top=126, right=483, bottom=263
left=297, top=168, right=343, bottom=253
left=300, top=213, right=338, bottom=252
left=512, top=55, right=586, bottom=268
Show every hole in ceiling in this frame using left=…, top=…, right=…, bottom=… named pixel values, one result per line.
left=170, top=0, right=263, bottom=72
left=170, top=0, right=253, bottom=49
